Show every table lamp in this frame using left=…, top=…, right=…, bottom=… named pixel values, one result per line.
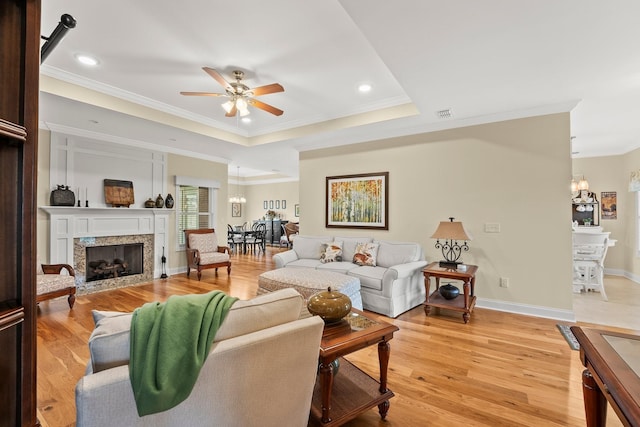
left=430, top=217, right=472, bottom=268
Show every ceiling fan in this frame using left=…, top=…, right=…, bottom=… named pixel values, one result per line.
left=180, top=67, right=284, bottom=117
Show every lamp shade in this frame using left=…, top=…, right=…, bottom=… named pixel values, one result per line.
left=430, top=219, right=472, bottom=241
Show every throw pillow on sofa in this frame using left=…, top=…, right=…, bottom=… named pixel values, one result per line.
left=353, top=242, right=379, bottom=266
left=320, top=241, right=343, bottom=263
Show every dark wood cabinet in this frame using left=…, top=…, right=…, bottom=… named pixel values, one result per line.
left=254, top=220, right=288, bottom=245
left=0, top=1, right=41, bottom=425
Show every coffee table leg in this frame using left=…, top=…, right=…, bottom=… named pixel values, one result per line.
left=377, top=340, right=391, bottom=419
left=319, top=360, right=335, bottom=423
left=582, top=369, right=607, bottom=427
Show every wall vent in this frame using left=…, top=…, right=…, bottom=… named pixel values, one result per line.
left=436, top=108, right=453, bottom=119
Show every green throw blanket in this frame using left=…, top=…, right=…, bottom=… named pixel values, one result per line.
left=129, top=291, right=238, bottom=416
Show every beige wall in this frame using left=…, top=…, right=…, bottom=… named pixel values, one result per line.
left=166, top=154, right=228, bottom=270
left=245, top=181, right=299, bottom=224
left=300, top=113, right=574, bottom=311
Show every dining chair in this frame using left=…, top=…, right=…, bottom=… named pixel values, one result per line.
left=245, top=223, right=266, bottom=254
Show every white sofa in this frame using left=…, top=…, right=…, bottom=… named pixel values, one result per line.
left=273, top=236, right=428, bottom=318
left=75, top=289, right=324, bottom=427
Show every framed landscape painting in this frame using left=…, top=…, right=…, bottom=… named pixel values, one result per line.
left=326, top=172, right=388, bottom=229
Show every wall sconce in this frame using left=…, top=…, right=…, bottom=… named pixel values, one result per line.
left=430, top=217, right=473, bottom=268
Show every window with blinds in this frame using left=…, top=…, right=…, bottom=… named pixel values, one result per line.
left=178, top=185, right=211, bottom=247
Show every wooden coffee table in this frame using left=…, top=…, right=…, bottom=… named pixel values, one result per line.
left=309, top=309, right=399, bottom=426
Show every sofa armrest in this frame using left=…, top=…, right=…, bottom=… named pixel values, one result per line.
left=392, top=260, right=428, bottom=277
left=186, top=248, right=200, bottom=265
left=42, top=263, right=75, bottom=276
left=76, top=365, right=139, bottom=426
left=383, top=260, right=428, bottom=281
left=273, top=250, right=299, bottom=268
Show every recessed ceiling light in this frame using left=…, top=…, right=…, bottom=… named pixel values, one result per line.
left=241, top=117, right=251, bottom=124
left=76, top=54, right=98, bottom=66
left=358, top=83, right=372, bottom=93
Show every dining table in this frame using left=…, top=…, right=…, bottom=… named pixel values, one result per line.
left=230, top=226, right=255, bottom=254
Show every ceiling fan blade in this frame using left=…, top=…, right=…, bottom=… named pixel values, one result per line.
left=225, top=104, right=237, bottom=117
left=180, top=91, right=226, bottom=97
left=251, top=83, right=284, bottom=97
left=249, top=99, right=284, bottom=116
left=203, top=67, right=232, bottom=91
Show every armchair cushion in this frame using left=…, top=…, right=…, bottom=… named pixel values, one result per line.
left=36, top=261, right=76, bottom=309
left=199, top=252, right=230, bottom=265
left=188, top=233, right=218, bottom=253
left=36, top=274, right=75, bottom=294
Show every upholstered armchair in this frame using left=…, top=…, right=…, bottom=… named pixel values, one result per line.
left=282, top=222, right=299, bottom=248
left=185, top=228, right=231, bottom=280
left=36, top=261, right=76, bottom=308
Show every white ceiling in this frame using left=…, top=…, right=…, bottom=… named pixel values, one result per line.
left=39, top=1, right=640, bottom=180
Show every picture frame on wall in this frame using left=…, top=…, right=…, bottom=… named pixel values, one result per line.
left=231, top=202, right=241, bottom=217
left=263, top=200, right=268, bottom=210
left=282, top=200, right=286, bottom=209
left=326, top=172, right=389, bottom=229
left=601, top=191, right=617, bottom=220
left=275, top=200, right=280, bottom=209
left=295, top=204, right=300, bottom=217
left=269, top=200, right=274, bottom=209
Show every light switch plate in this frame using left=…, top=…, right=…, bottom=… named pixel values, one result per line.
left=485, top=223, right=501, bottom=233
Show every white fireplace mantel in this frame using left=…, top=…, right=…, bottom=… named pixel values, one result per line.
left=41, top=206, right=172, bottom=279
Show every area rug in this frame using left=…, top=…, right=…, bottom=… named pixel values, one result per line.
left=556, top=324, right=580, bottom=351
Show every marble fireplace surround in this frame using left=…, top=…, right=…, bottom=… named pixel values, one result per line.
left=41, top=207, right=170, bottom=294
left=75, top=234, right=153, bottom=294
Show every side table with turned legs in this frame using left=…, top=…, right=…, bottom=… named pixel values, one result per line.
left=422, top=262, right=478, bottom=323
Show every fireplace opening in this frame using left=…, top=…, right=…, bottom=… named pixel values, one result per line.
left=86, top=243, right=143, bottom=282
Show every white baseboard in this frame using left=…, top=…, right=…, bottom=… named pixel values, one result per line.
left=476, top=298, right=576, bottom=323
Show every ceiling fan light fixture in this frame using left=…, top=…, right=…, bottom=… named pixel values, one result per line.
left=221, top=99, right=234, bottom=114
left=236, top=97, right=250, bottom=116
left=183, top=67, right=284, bottom=118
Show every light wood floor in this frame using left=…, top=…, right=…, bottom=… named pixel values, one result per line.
left=573, top=274, right=640, bottom=330
left=37, top=247, right=630, bottom=427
